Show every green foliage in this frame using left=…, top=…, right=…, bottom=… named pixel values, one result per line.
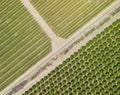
left=24, top=19, right=120, bottom=95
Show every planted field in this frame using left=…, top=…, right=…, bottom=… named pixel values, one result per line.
left=0, top=0, right=51, bottom=91
left=24, top=19, right=120, bottom=95
left=30, top=0, right=115, bottom=38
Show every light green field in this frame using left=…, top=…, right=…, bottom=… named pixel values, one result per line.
left=23, top=19, right=120, bottom=95
left=30, top=0, right=115, bottom=38
left=0, top=0, right=51, bottom=91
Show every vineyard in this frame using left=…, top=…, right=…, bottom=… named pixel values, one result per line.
left=30, top=0, right=115, bottom=38
left=0, top=0, right=51, bottom=91
left=23, top=19, right=120, bottom=95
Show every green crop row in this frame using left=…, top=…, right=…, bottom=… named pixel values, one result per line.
left=30, top=0, right=115, bottom=38
left=23, top=19, right=120, bottom=95
left=0, top=0, right=51, bottom=91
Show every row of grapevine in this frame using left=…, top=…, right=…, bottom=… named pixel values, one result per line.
left=23, top=19, right=120, bottom=95
left=30, top=0, right=115, bottom=38
left=0, top=0, right=51, bottom=91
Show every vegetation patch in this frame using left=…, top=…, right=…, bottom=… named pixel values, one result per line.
left=24, top=19, right=120, bottom=95
left=0, top=0, right=51, bottom=91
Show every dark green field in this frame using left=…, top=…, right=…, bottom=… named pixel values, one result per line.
left=24, top=19, right=120, bottom=95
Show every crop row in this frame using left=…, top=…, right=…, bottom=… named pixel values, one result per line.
left=30, top=0, right=115, bottom=38
left=0, top=0, right=51, bottom=91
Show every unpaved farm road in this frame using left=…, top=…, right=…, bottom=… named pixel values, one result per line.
left=20, top=0, right=66, bottom=51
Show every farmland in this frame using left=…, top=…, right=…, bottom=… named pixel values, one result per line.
left=30, top=0, right=115, bottom=38
left=0, top=0, right=51, bottom=91
left=23, top=19, right=120, bottom=95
